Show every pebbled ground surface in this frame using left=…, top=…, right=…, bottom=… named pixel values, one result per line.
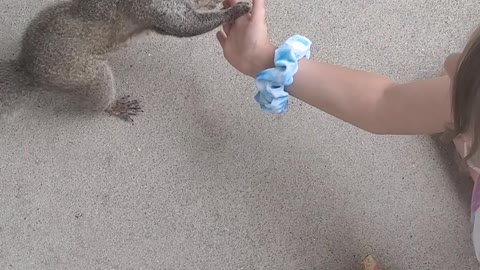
left=1, top=0, right=480, bottom=269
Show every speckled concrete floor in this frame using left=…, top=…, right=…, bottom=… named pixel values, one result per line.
left=1, top=0, right=480, bottom=269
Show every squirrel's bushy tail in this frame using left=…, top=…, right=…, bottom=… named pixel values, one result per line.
left=0, top=60, right=32, bottom=121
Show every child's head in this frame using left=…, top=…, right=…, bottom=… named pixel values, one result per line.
left=451, top=27, right=480, bottom=158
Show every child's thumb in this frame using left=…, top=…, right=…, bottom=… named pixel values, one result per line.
left=216, top=31, right=227, bottom=48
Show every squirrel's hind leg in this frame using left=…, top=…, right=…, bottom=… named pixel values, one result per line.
left=57, top=61, right=143, bottom=122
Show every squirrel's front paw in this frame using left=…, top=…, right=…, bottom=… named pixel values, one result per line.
left=230, top=2, right=251, bottom=18
left=193, top=0, right=221, bottom=9
left=106, top=95, right=143, bottom=123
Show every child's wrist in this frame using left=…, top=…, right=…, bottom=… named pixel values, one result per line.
left=253, top=35, right=312, bottom=114
left=246, top=44, right=276, bottom=78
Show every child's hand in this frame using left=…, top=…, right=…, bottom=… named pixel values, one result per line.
left=216, top=0, right=276, bottom=78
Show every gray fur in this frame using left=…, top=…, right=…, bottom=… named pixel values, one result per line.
left=0, top=0, right=250, bottom=122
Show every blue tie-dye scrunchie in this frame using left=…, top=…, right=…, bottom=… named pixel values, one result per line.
left=254, top=35, right=312, bottom=114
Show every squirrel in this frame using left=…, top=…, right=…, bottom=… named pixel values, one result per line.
left=193, top=0, right=223, bottom=9
left=0, top=0, right=250, bottom=122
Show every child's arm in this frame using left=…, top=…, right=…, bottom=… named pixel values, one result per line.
left=217, top=0, right=453, bottom=135
left=287, top=60, right=452, bottom=134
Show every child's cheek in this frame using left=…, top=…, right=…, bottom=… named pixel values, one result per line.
left=444, top=53, right=462, bottom=78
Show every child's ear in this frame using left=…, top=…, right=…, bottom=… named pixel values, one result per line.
left=444, top=53, right=462, bottom=79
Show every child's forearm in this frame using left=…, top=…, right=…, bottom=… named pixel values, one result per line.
left=287, top=59, right=393, bottom=133
left=286, top=59, right=451, bottom=134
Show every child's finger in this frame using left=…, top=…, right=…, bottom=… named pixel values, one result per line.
left=251, top=0, right=266, bottom=22
left=223, top=0, right=239, bottom=8
left=222, top=0, right=229, bottom=9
